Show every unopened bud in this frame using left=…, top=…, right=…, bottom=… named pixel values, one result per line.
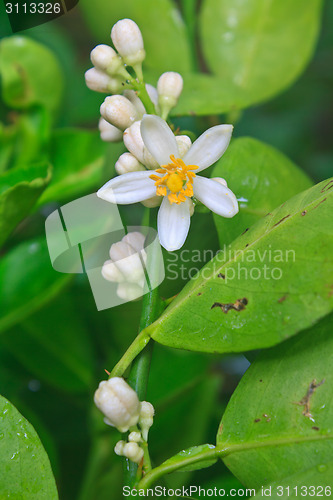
left=123, top=442, right=144, bottom=464
left=146, top=84, right=158, bottom=107
left=99, top=118, right=123, bottom=142
left=128, top=431, right=142, bottom=443
left=109, top=240, right=146, bottom=283
left=123, top=89, right=146, bottom=116
left=139, top=401, right=154, bottom=441
left=114, top=440, right=126, bottom=456
left=124, top=121, right=159, bottom=169
left=85, top=68, right=123, bottom=94
left=100, top=95, right=140, bottom=131
left=115, top=152, right=145, bottom=175
left=111, top=19, right=145, bottom=67
left=94, top=377, right=140, bottom=432
left=176, top=135, right=191, bottom=158
left=90, top=44, right=122, bottom=75
left=101, top=260, right=124, bottom=282
left=157, top=72, right=183, bottom=118
left=211, top=177, right=228, bottom=187
left=117, top=282, right=144, bottom=301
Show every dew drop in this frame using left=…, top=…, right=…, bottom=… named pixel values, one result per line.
left=0, top=433, right=4, bottom=440
left=317, top=464, right=327, bottom=473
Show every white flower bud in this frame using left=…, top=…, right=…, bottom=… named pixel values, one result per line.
left=115, top=152, right=145, bottom=175
left=157, top=72, right=183, bottom=117
left=141, top=196, right=162, bottom=208
left=114, top=440, right=126, bottom=456
left=99, top=118, right=123, bottom=142
left=100, top=95, right=140, bottom=131
left=94, top=377, right=140, bottom=432
left=139, top=401, right=155, bottom=441
left=111, top=19, right=145, bottom=67
left=123, top=89, right=146, bottom=116
left=211, top=177, right=228, bottom=187
left=101, top=260, right=124, bottom=282
left=117, top=282, right=144, bottom=301
left=176, top=135, right=192, bottom=158
left=128, top=431, right=142, bottom=443
left=85, top=68, right=124, bottom=94
left=122, top=232, right=146, bottom=253
left=124, top=121, right=159, bottom=169
left=90, top=44, right=123, bottom=75
left=109, top=240, right=146, bottom=283
left=123, top=442, right=144, bottom=464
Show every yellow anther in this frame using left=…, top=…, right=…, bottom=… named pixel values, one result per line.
left=149, top=155, right=198, bottom=205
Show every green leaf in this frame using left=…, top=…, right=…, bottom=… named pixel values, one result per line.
left=0, top=237, right=71, bottom=334
left=147, top=178, right=333, bottom=353
left=38, top=129, right=123, bottom=206
left=0, top=36, right=64, bottom=116
left=1, top=293, right=94, bottom=393
left=161, top=444, right=218, bottom=473
left=217, top=312, right=333, bottom=491
left=0, top=163, right=51, bottom=247
left=79, top=0, right=192, bottom=73
left=199, top=0, right=323, bottom=108
left=212, top=137, right=313, bottom=246
left=0, top=395, right=58, bottom=499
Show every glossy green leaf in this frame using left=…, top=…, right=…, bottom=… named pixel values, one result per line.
left=79, top=0, right=192, bottom=73
left=199, top=0, right=323, bottom=108
left=217, top=313, right=333, bottom=491
left=0, top=163, right=51, bottom=247
left=212, top=137, right=313, bottom=246
left=0, top=237, right=71, bottom=334
left=0, top=36, right=63, bottom=115
left=147, top=178, right=333, bottom=353
left=0, top=395, right=58, bottom=499
left=38, top=129, right=122, bottom=206
left=1, top=294, right=94, bottom=393
left=162, top=444, right=218, bottom=473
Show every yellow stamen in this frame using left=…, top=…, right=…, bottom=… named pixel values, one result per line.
left=149, top=154, right=198, bottom=205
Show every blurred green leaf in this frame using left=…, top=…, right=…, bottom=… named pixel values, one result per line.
left=1, top=294, right=94, bottom=393
left=79, top=0, right=192, bottom=73
left=0, top=36, right=64, bottom=116
left=0, top=237, right=71, bottom=334
left=0, top=123, right=15, bottom=173
left=147, top=179, right=333, bottom=353
left=0, top=395, right=58, bottom=499
left=199, top=0, right=323, bottom=108
left=217, top=313, right=333, bottom=491
left=38, top=129, right=122, bottom=206
left=0, top=162, right=51, bottom=247
left=212, top=137, right=313, bottom=246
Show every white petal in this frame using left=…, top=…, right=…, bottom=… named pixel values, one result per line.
left=182, top=124, right=233, bottom=173
left=141, top=115, right=179, bottom=166
left=97, top=171, right=157, bottom=204
left=193, top=176, right=239, bottom=218
left=157, top=197, right=191, bottom=251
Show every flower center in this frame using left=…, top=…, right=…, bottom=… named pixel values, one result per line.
left=150, top=155, right=198, bottom=205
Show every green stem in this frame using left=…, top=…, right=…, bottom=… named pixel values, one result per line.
left=138, top=433, right=333, bottom=490
left=110, top=329, right=151, bottom=378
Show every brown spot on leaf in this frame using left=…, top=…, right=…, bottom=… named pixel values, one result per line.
left=245, top=244, right=249, bottom=247
left=254, top=418, right=261, bottom=423
left=217, top=273, right=225, bottom=279
left=293, top=379, right=325, bottom=420
left=313, top=198, right=327, bottom=209
left=197, top=293, right=202, bottom=296
left=211, top=298, right=248, bottom=314
left=263, top=414, right=268, bottom=418
left=266, top=418, right=271, bottom=422
left=312, top=426, right=320, bottom=431
left=321, top=180, right=333, bottom=193
left=273, top=214, right=291, bottom=227
left=242, top=227, right=249, bottom=235
left=278, top=295, right=287, bottom=303
left=301, top=210, right=307, bottom=216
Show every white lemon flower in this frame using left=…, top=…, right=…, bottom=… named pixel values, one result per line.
left=97, top=115, right=238, bottom=251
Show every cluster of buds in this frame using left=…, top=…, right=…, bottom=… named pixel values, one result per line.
left=94, top=377, right=155, bottom=464
left=85, top=20, right=185, bottom=203
left=101, top=231, right=147, bottom=301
